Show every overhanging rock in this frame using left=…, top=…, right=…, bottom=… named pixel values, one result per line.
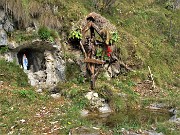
left=6, top=39, right=65, bottom=89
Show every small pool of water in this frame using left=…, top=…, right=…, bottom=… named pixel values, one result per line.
left=86, top=108, right=172, bottom=128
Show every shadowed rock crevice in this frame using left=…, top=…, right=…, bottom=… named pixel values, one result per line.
left=17, top=48, right=46, bottom=72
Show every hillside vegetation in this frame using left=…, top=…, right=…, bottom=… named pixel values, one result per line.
left=0, top=0, right=180, bottom=134
left=1, top=0, right=179, bottom=86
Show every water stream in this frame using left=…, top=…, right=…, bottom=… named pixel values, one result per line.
left=86, top=108, right=172, bottom=128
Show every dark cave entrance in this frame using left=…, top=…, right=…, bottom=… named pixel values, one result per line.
left=17, top=48, right=46, bottom=72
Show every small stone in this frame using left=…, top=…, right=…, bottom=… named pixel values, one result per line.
left=93, top=92, right=98, bottom=97
left=85, top=91, right=93, bottom=100
left=80, top=109, right=89, bottom=117
left=67, top=58, right=74, bottom=63
left=19, top=119, right=26, bottom=123
left=98, top=103, right=112, bottom=113
left=51, top=93, right=61, bottom=99
left=0, top=81, right=3, bottom=85
left=36, top=89, right=43, bottom=93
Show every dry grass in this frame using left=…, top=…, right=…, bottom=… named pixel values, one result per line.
left=39, top=11, right=61, bottom=29
left=0, top=0, right=30, bottom=28
left=0, top=0, right=62, bottom=29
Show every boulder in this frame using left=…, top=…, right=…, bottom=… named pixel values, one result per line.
left=85, top=91, right=110, bottom=112
left=98, top=103, right=112, bottom=113
left=51, top=93, right=61, bottom=99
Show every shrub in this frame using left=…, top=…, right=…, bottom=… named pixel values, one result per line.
left=38, top=26, right=51, bottom=40
left=0, top=46, right=9, bottom=54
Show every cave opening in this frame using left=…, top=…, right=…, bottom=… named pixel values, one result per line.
left=17, top=48, right=46, bottom=72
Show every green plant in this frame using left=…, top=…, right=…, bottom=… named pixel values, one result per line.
left=0, top=59, right=29, bottom=86
left=69, top=30, right=82, bottom=40
left=96, top=48, right=103, bottom=57
left=110, top=32, right=119, bottom=44
left=110, top=95, right=126, bottom=111
left=14, top=89, right=37, bottom=100
left=0, top=46, right=9, bottom=54
left=38, top=26, right=51, bottom=40
left=38, top=26, right=59, bottom=42
left=76, top=75, right=85, bottom=84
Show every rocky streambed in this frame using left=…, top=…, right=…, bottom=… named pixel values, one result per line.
left=76, top=101, right=179, bottom=135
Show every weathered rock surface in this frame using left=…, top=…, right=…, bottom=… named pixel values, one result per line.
left=85, top=91, right=112, bottom=113
left=98, top=103, right=112, bottom=113
left=69, top=126, right=101, bottom=135
left=0, top=29, right=7, bottom=46
left=0, top=10, right=5, bottom=24
left=80, top=109, right=89, bottom=117
left=51, top=93, right=61, bottom=99
left=121, top=129, right=164, bottom=135
left=3, top=18, right=14, bottom=32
